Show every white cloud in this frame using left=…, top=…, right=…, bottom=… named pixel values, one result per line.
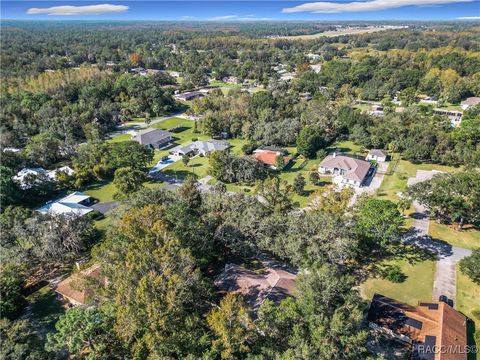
left=283, top=0, right=473, bottom=13
left=210, top=15, right=238, bottom=20
left=456, top=16, right=480, bottom=19
left=27, top=4, right=129, bottom=16
left=209, top=15, right=274, bottom=21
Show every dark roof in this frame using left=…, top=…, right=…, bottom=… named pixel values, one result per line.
left=133, top=128, right=172, bottom=146
left=368, top=294, right=467, bottom=360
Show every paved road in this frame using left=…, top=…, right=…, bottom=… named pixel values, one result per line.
left=90, top=201, right=118, bottom=214
left=404, top=201, right=472, bottom=305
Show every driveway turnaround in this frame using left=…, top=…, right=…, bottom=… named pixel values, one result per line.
left=405, top=197, right=472, bottom=306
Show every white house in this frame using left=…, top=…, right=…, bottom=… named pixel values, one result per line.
left=366, top=149, right=388, bottom=162
left=47, top=166, right=75, bottom=180
left=14, top=167, right=48, bottom=189
left=170, top=140, right=230, bottom=157
left=37, top=191, right=94, bottom=216
left=319, top=153, right=371, bottom=187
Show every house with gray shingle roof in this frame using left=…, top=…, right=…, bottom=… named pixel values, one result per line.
left=132, top=128, right=172, bottom=149
left=319, top=153, right=371, bottom=187
left=170, top=139, right=230, bottom=156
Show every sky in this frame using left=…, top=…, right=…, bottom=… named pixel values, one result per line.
left=1, top=0, right=479, bottom=21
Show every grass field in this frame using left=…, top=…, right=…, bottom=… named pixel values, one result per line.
left=430, top=222, right=480, bottom=250
left=457, top=266, right=480, bottom=360
left=108, top=133, right=132, bottom=143
left=376, top=156, right=461, bottom=203
left=275, top=26, right=396, bottom=40
left=360, top=258, right=436, bottom=306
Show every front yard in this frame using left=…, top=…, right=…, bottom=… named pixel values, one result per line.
left=360, top=257, right=436, bottom=306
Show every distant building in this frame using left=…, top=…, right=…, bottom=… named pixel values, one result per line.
left=318, top=153, right=371, bottom=187
left=132, top=128, right=173, bottom=149
left=253, top=148, right=291, bottom=170
left=306, top=53, right=321, bottom=61
left=368, top=293, right=467, bottom=360
left=368, top=105, right=384, bottom=116
left=460, top=96, right=480, bottom=110
left=309, top=64, right=322, bottom=73
left=366, top=149, right=388, bottom=162
left=170, top=139, right=230, bottom=156
left=37, top=191, right=94, bottom=216
left=14, top=167, right=48, bottom=189
left=174, top=91, right=205, bottom=101
left=418, top=95, right=438, bottom=105
left=47, top=166, right=75, bottom=180
left=432, top=109, right=463, bottom=128
left=56, top=264, right=107, bottom=306
left=215, top=256, right=297, bottom=312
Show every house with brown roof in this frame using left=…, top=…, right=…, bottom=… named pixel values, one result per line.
left=55, top=264, right=107, bottom=306
left=368, top=294, right=468, bottom=360
left=253, top=148, right=291, bottom=170
left=215, top=257, right=297, bottom=312
left=318, top=153, right=371, bottom=187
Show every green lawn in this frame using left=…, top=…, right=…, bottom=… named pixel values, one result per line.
left=360, top=258, right=436, bottom=306
left=377, top=156, right=461, bottom=202
left=430, top=222, right=480, bottom=250
left=108, top=133, right=132, bottom=143
left=457, top=266, right=480, bottom=360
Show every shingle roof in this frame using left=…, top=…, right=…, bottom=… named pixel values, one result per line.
left=368, top=149, right=388, bottom=157
left=461, top=97, right=480, bottom=106
left=171, top=139, right=230, bottom=154
left=319, top=155, right=371, bottom=182
left=215, top=258, right=297, bottom=311
left=133, top=128, right=172, bottom=145
left=56, top=265, right=106, bottom=305
left=368, top=294, right=467, bottom=360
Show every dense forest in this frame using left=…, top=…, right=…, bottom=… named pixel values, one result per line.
left=1, top=21, right=479, bottom=359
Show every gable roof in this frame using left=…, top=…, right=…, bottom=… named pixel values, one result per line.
left=319, top=155, right=371, bottom=182
left=56, top=265, right=106, bottom=305
left=215, top=257, right=297, bottom=311
left=253, top=150, right=291, bottom=167
left=368, top=294, right=467, bottom=360
left=133, top=128, right=172, bottom=145
left=461, top=97, right=480, bottom=106
left=171, top=139, right=230, bottom=154
left=368, top=149, right=388, bottom=157
left=37, top=191, right=93, bottom=216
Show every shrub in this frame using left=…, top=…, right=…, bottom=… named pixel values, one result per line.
left=382, top=265, right=406, bottom=283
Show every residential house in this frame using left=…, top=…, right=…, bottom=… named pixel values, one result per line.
left=368, top=105, right=384, bottom=116
left=368, top=293, right=467, bottom=360
left=215, top=256, right=297, bottom=312
left=174, top=91, right=204, bottom=101
left=37, top=191, right=94, bottom=216
left=306, top=53, right=321, bottom=61
left=132, top=128, right=173, bottom=149
left=318, top=153, right=371, bottom=187
left=170, top=139, right=230, bottom=157
left=47, top=166, right=75, bottom=180
left=309, top=64, right=322, bottom=73
left=56, top=264, right=107, bottom=306
left=460, top=96, right=480, bottom=110
left=366, top=149, right=388, bottom=162
left=14, top=167, right=48, bottom=189
left=253, top=148, right=291, bottom=170
left=433, top=109, right=463, bottom=127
